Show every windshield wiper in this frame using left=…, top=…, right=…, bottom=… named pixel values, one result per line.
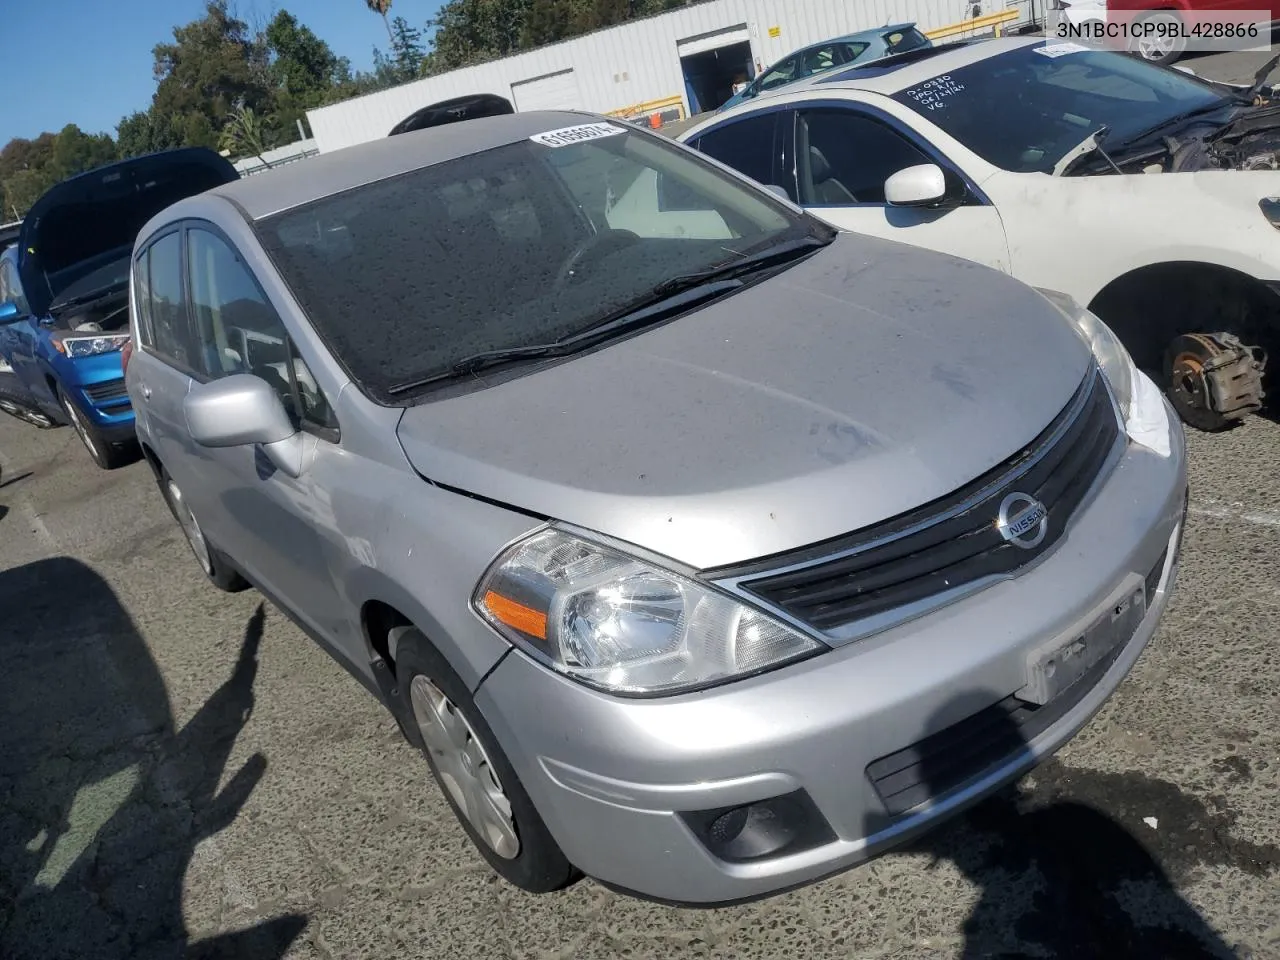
left=386, top=279, right=745, bottom=395
left=1053, top=125, right=1124, bottom=176
left=386, top=235, right=832, bottom=396
left=649, top=235, right=830, bottom=298
left=1109, top=100, right=1236, bottom=154
left=51, top=280, right=128, bottom=312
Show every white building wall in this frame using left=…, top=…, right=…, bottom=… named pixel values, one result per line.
left=307, top=0, right=1014, bottom=153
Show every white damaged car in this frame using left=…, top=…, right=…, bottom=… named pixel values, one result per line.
left=679, top=36, right=1280, bottom=431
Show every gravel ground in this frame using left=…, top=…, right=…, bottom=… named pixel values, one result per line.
left=0, top=397, right=1278, bottom=960
left=4, top=40, right=1280, bottom=952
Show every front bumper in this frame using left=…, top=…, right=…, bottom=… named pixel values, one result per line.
left=475, top=406, right=1188, bottom=905
left=54, top=351, right=133, bottom=431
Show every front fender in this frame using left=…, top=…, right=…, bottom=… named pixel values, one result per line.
left=337, top=473, right=547, bottom=693
left=988, top=171, right=1280, bottom=305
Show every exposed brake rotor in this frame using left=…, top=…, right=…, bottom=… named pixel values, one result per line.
left=1163, top=332, right=1266, bottom=432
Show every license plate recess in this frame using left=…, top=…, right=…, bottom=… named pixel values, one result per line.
left=1017, top=587, right=1145, bottom=706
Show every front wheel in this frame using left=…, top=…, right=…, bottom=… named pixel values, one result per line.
left=1162, top=332, right=1266, bottom=432
left=156, top=466, right=248, bottom=592
left=390, top=626, right=579, bottom=894
left=56, top=384, right=136, bottom=470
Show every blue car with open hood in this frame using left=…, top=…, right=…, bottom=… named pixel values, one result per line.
left=0, top=147, right=239, bottom=468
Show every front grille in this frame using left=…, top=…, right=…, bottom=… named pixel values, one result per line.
left=83, top=379, right=128, bottom=404
left=729, top=367, right=1121, bottom=633
left=864, top=550, right=1165, bottom=817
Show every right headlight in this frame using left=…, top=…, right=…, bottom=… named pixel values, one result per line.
left=52, top=332, right=131, bottom=359
left=473, top=528, right=824, bottom=696
left=1036, top=287, right=1172, bottom=458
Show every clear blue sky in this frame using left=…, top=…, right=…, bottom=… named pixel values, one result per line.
left=0, top=0, right=441, bottom=142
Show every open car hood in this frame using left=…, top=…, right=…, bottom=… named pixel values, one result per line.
left=388, top=94, right=515, bottom=137
left=18, top=147, right=239, bottom=318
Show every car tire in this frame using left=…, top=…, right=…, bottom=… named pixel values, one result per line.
left=56, top=384, right=136, bottom=470
left=390, top=626, right=580, bottom=895
left=1128, top=10, right=1187, bottom=65
left=156, top=465, right=249, bottom=592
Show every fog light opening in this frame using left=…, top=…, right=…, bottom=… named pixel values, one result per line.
left=681, top=790, right=836, bottom=864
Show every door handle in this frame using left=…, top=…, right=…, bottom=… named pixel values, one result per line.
left=140, top=385, right=152, bottom=400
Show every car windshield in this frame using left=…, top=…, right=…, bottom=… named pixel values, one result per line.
left=890, top=43, right=1229, bottom=173
left=254, top=123, right=818, bottom=401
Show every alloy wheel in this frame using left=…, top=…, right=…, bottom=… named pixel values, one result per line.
left=61, top=394, right=100, bottom=460
left=409, top=674, right=520, bottom=859
left=165, top=478, right=214, bottom=576
left=1138, top=34, right=1175, bottom=60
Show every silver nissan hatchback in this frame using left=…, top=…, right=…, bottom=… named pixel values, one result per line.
left=124, top=111, right=1187, bottom=905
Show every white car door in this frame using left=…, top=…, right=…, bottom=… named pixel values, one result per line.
left=785, top=105, right=1013, bottom=273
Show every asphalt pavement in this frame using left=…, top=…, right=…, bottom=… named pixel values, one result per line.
left=5, top=40, right=1280, bottom=954
left=1, top=390, right=1278, bottom=960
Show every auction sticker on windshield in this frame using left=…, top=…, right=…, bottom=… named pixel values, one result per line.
left=1034, top=41, right=1091, bottom=58
left=530, top=123, right=625, bottom=148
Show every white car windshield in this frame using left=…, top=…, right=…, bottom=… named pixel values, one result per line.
left=254, top=124, right=826, bottom=401
left=891, top=44, right=1230, bottom=173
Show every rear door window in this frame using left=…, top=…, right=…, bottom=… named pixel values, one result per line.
left=144, top=231, right=201, bottom=372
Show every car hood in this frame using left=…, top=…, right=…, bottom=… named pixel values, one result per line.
left=395, top=233, right=1094, bottom=570
left=18, top=147, right=238, bottom=318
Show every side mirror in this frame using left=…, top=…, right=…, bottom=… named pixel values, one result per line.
left=1173, top=65, right=1197, bottom=76
left=762, top=184, right=791, bottom=200
left=184, top=374, right=307, bottom=478
left=0, top=301, right=22, bottom=323
left=884, top=163, right=949, bottom=207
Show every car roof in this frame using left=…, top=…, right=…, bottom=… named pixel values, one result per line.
left=784, top=23, right=921, bottom=59
left=205, top=109, right=606, bottom=221
left=832, top=22, right=921, bottom=44
left=777, top=35, right=1042, bottom=97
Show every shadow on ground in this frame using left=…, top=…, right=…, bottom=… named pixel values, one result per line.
left=869, top=691, right=1258, bottom=959
left=0, top=556, right=305, bottom=959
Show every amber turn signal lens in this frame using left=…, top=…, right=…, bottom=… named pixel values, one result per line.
left=481, top=590, right=547, bottom=640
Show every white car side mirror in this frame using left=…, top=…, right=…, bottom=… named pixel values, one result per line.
left=885, top=163, right=948, bottom=207
left=1173, top=65, right=1197, bottom=76
left=762, top=183, right=790, bottom=200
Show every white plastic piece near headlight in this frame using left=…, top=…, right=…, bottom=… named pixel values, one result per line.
left=1036, top=287, right=1171, bottom=458
left=474, top=529, right=824, bottom=695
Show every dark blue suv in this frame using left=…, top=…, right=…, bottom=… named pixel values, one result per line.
left=0, top=147, right=239, bottom=468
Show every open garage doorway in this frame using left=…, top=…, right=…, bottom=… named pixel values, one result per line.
left=678, top=25, right=756, bottom=114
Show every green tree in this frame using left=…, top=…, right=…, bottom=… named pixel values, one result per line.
left=389, top=15, right=425, bottom=79
left=151, top=0, right=274, bottom=143
left=365, top=0, right=396, bottom=44
left=428, top=0, right=530, bottom=71
left=2, top=168, right=55, bottom=219
left=49, top=125, right=118, bottom=181
left=116, top=110, right=186, bottom=159
left=265, top=10, right=350, bottom=105
left=0, top=129, right=115, bottom=219
left=219, top=99, right=272, bottom=166
left=0, top=134, right=56, bottom=195
left=520, top=0, right=573, bottom=49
